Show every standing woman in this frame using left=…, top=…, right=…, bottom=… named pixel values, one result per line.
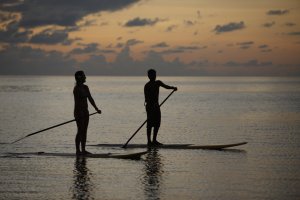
left=74, top=71, right=101, bottom=155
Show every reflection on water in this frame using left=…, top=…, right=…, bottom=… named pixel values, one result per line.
left=71, top=157, right=94, bottom=200
left=143, top=148, right=164, bottom=200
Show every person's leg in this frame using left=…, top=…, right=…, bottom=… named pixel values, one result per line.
left=75, top=120, right=83, bottom=155
left=152, top=107, right=162, bottom=145
left=147, top=126, right=152, bottom=145
left=153, top=126, right=159, bottom=141
left=152, top=126, right=162, bottom=145
left=146, top=105, right=153, bottom=146
left=81, top=116, right=90, bottom=154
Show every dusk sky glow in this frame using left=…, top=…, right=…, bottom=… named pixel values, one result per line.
left=0, top=0, right=299, bottom=76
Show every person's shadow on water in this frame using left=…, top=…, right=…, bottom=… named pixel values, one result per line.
left=71, top=157, right=94, bottom=200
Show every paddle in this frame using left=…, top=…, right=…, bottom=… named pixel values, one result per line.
left=11, top=112, right=99, bottom=144
left=122, top=89, right=176, bottom=148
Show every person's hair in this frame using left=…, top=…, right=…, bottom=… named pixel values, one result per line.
left=147, top=69, right=156, bottom=80
left=75, top=70, right=85, bottom=85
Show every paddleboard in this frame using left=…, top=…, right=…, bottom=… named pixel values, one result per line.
left=90, top=142, right=247, bottom=150
left=7, top=151, right=148, bottom=160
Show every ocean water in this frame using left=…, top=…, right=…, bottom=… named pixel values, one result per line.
left=0, top=76, right=299, bottom=200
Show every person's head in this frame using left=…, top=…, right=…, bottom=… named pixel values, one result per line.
left=147, top=69, right=156, bottom=81
left=75, top=70, right=86, bottom=85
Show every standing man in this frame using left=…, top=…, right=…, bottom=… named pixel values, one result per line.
left=74, top=71, right=101, bottom=155
left=144, top=69, right=177, bottom=146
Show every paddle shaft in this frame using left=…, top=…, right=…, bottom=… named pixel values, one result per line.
left=122, top=89, right=176, bottom=148
left=11, top=112, right=98, bottom=144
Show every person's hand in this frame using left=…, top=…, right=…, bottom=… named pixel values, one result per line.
left=173, top=87, right=178, bottom=91
left=96, top=108, right=102, bottom=114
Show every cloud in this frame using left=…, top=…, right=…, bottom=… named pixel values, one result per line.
left=1, top=0, right=140, bottom=28
left=78, top=54, right=111, bottom=75
left=64, top=26, right=81, bottom=32
left=1, top=44, right=299, bottom=76
left=29, top=29, right=71, bottom=45
left=262, top=21, right=275, bottom=28
left=184, top=20, right=196, bottom=26
left=165, top=24, right=178, bottom=32
left=78, top=46, right=203, bottom=75
left=179, top=45, right=207, bottom=50
left=160, top=49, right=184, bottom=54
left=284, top=22, right=296, bottom=27
left=62, top=37, right=82, bottom=46
left=102, top=39, right=142, bottom=51
left=70, top=43, right=99, bottom=54
left=70, top=43, right=115, bottom=54
left=115, top=42, right=124, bottom=48
left=0, top=21, right=80, bottom=45
left=258, top=44, right=272, bottom=53
left=239, top=46, right=250, bottom=50
left=0, top=45, right=76, bottom=75
left=258, top=44, right=269, bottom=49
left=124, top=17, right=160, bottom=27
left=266, top=9, right=289, bottom=16
left=126, top=38, right=143, bottom=46
left=80, top=19, right=98, bottom=27
left=151, top=42, right=169, bottom=48
left=0, top=11, right=18, bottom=23
left=160, top=45, right=207, bottom=54
left=0, top=20, right=31, bottom=43
left=237, top=41, right=254, bottom=46
left=236, top=41, right=254, bottom=49
left=261, top=49, right=272, bottom=53
left=213, top=21, right=245, bottom=34
left=287, top=32, right=300, bottom=36
left=223, top=59, right=272, bottom=67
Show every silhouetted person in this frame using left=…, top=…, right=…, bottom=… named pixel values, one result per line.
left=144, top=69, right=177, bottom=146
left=74, top=71, right=101, bottom=155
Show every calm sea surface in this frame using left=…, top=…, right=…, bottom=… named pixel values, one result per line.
left=0, top=76, right=299, bottom=200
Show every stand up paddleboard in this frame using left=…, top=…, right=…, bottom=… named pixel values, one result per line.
left=90, top=142, right=247, bottom=150
left=7, top=151, right=147, bottom=160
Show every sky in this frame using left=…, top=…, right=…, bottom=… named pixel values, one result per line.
left=0, top=0, right=300, bottom=76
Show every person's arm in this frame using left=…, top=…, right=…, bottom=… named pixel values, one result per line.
left=159, top=81, right=177, bottom=91
left=86, top=86, right=101, bottom=114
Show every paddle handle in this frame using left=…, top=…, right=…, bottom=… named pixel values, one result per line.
left=11, top=112, right=99, bottom=144
left=122, top=89, right=176, bottom=148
